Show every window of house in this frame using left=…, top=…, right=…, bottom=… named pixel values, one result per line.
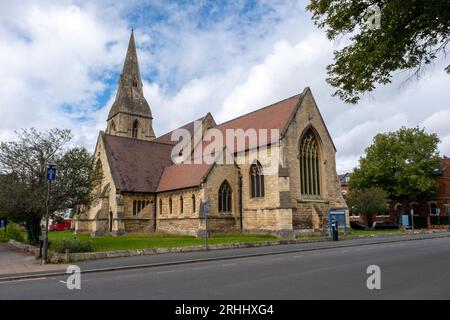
left=159, top=199, right=162, bottom=216
left=250, top=161, right=265, bottom=198
left=299, top=129, right=321, bottom=196
left=192, top=195, right=196, bottom=213
left=169, top=197, right=172, bottom=214
left=429, top=202, right=438, bottom=215
left=218, top=181, right=232, bottom=213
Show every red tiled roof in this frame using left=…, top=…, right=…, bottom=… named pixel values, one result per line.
left=103, top=134, right=174, bottom=193
left=156, top=163, right=212, bottom=192
left=193, top=93, right=303, bottom=157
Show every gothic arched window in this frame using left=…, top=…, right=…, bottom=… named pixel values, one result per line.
left=133, top=200, right=137, bottom=216
left=250, top=161, right=265, bottom=198
left=218, top=181, right=232, bottom=213
left=132, top=120, right=139, bottom=138
left=169, top=197, right=173, bottom=214
left=299, top=129, right=321, bottom=196
left=192, top=194, right=196, bottom=213
left=109, top=121, right=116, bottom=134
left=159, top=199, right=163, bottom=215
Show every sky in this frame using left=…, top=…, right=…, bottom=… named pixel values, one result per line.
left=0, top=0, right=449, bottom=174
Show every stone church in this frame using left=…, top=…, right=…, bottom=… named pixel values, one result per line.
left=74, top=31, right=347, bottom=238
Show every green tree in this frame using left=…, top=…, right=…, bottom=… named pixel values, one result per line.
left=347, top=187, right=388, bottom=227
left=0, top=128, right=100, bottom=243
left=350, top=127, right=441, bottom=202
left=307, top=0, right=450, bottom=103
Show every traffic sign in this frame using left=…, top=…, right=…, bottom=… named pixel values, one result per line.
left=46, top=164, right=57, bottom=181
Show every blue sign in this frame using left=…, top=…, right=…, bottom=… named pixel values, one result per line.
left=46, top=164, right=57, bottom=181
left=0, top=219, right=6, bottom=228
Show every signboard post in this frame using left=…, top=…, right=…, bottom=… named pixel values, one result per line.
left=43, top=163, right=56, bottom=264
left=203, top=201, right=210, bottom=251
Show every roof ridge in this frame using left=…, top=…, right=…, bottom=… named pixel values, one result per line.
left=156, top=115, right=206, bottom=139
left=216, top=92, right=303, bottom=128
left=104, top=133, right=174, bottom=147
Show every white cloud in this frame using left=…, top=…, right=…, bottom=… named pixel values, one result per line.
left=1, top=0, right=449, bottom=176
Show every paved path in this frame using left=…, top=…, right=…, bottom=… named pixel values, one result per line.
left=1, top=234, right=450, bottom=299
left=0, top=244, right=67, bottom=276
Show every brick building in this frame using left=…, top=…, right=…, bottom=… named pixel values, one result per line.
left=74, top=31, right=347, bottom=237
left=343, top=157, right=450, bottom=228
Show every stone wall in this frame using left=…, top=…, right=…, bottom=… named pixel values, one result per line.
left=281, top=89, right=348, bottom=229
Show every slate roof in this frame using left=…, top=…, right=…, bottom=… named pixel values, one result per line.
left=102, top=134, right=173, bottom=192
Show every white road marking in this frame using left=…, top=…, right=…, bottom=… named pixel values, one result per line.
left=0, top=277, right=47, bottom=284
left=292, top=255, right=302, bottom=259
left=222, top=263, right=236, bottom=267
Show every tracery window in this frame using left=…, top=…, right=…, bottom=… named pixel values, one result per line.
left=250, top=161, right=265, bottom=198
left=218, top=181, right=232, bottom=213
left=300, top=129, right=321, bottom=196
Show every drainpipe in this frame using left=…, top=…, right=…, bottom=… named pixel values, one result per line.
left=238, top=171, right=243, bottom=233
left=153, top=194, right=157, bottom=232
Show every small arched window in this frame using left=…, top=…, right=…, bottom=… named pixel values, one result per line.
left=299, top=129, right=321, bottom=196
left=132, top=120, right=139, bottom=138
left=218, top=181, right=232, bottom=213
left=169, top=197, right=173, bottom=214
left=159, top=199, right=163, bottom=216
left=133, top=200, right=137, bottom=216
left=192, top=194, right=196, bottom=213
left=109, top=121, right=116, bottom=134
left=250, top=161, right=265, bottom=198
left=180, top=196, right=184, bottom=214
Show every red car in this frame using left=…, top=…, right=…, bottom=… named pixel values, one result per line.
left=49, top=219, right=72, bottom=231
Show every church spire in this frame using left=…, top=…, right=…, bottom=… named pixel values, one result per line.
left=119, top=30, right=143, bottom=95
left=106, top=30, right=155, bottom=140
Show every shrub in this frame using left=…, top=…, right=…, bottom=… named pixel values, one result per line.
left=53, top=238, right=93, bottom=253
left=1, top=223, right=26, bottom=243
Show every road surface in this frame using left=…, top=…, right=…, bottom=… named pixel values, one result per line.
left=1, top=235, right=449, bottom=299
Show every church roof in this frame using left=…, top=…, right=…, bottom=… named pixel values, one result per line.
left=153, top=116, right=205, bottom=145
left=192, top=93, right=303, bottom=157
left=102, top=133, right=173, bottom=193
left=107, top=31, right=153, bottom=121
left=102, top=89, right=313, bottom=193
left=156, top=163, right=212, bottom=192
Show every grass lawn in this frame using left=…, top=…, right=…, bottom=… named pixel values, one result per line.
left=48, top=231, right=276, bottom=252
left=342, top=229, right=407, bottom=237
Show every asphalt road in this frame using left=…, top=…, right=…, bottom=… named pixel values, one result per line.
left=1, top=235, right=449, bottom=299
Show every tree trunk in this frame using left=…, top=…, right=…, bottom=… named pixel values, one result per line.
left=26, top=214, right=42, bottom=244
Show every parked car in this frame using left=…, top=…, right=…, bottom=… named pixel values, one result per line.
left=350, top=221, right=367, bottom=230
left=372, top=221, right=399, bottom=230
left=49, top=219, right=72, bottom=231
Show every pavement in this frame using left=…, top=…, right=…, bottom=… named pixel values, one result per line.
left=0, top=244, right=67, bottom=276
left=0, top=233, right=450, bottom=299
